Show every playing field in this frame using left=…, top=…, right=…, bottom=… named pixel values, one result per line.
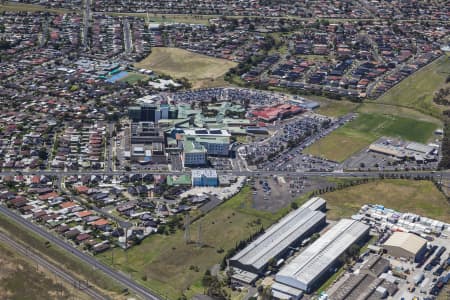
left=98, top=186, right=279, bottom=299
left=134, top=47, right=237, bottom=89
left=375, top=55, right=450, bottom=119
left=321, top=179, right=450, bottom=222
left=303, top=113, right=438, bottom=162
left=118, top=72, right=149, bottom=84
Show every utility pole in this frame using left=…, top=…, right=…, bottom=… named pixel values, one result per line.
left=197, top=221, right=203, bottom=247
left=184, top=212, right=190, bottom=243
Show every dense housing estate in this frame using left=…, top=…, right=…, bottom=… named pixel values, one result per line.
left=0, top=1, right=449, bottom=300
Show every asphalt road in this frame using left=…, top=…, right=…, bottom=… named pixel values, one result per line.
left=0, top=205, right=162, bottom=300
left=3, top=169, right=450, bottom=179
left=0, top=231, right=108, bottom=300
left=123, top=18, right=132, bottom=54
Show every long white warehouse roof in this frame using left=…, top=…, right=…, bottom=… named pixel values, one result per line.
left=231, top=207, right=325, bottom=271
left=301, top=197, right=326, bottom=211
left=276, top=219, right=369, bottom=290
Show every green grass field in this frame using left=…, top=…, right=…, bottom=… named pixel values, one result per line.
left=119, top=72, right=149, bottom=84
left=98, top=186, right=280, bottom=299
left=322, top=179, right=450, bottom=221
left=375, top=55, right=450, bottom=119
left=314, top=99, right=360, bottom=117
left=303, top=113, right=438, bottom=162
left=134, top=47, right=237, bottom=89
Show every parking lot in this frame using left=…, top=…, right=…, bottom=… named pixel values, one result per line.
left=343, top=148, right=439, bottom=172
left=249, top=176, right=333, bottom=212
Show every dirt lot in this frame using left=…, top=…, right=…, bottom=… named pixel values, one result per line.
left=134, top=47, right=237, bottom=88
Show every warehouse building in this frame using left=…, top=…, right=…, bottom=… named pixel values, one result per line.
left=300, top=197, right=326, bottom=212
left=383, top=232, right=427, bottom=262
left=229, top=206, right=326, bottom=275
left=274, top=219, right=370, bottom=294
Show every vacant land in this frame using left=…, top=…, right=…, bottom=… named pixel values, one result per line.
left=0, top=215, right=123, bottom=298
left=375, top=55, right=450, bottom=119
left=0, top=2, right=71, bottom=13
left=357, top=102, right=443, bottom=126
left=108, top=13, right=214, bottom=25
left=304, top=113, right=438, bottom=162
left=98, top=186, right=281, bottom=299
left=315, top=99, right=360, bottom=117
left=322, top=179, right=450, bottom=221
left=0, top=242, right=90, bottom=300
left=135, top=47, right=237, bottom=89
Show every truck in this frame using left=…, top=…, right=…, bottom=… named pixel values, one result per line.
left=414, top=273, right=425, bottom=286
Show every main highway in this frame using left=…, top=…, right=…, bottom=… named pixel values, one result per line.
left=0, top=205, right=162, bottom=300
left=2, top=169, right=450, bottom=179
left=0, top=167, right=448, bottom=300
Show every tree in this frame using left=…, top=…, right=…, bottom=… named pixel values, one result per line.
left=202, top=270, right=213, bottom=287
left=38, top=147, right=48, bottom=161
left=290, top=202, right=298, bottom=210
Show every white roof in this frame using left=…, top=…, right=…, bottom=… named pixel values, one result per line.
left=191, top=169, right=217, bottom=178
left=301, top=197, right=326, bottom=211
left=231, top=207, right=325, bottom=271
left=405, top=142, right=435, bottom=154
left=276, top=219, right=369, bottom=290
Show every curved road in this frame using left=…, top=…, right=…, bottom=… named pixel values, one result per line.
left=0, top=205, right=162, bottom=300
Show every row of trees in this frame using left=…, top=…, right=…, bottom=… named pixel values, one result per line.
left=433, top=87, right=450, bottom=106
left=438, top=112, right=450, bottom=170
left=220, top=226, right=265, bottom=270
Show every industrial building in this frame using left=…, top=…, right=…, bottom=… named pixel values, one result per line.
left=274, top=219, right=370, bottom=295
left=368, top=138, right=438, bottom=162
left=383, top=232, right=427, bottom=262
left=300, top=197, right=326, bottom=212
left=328, top=255, right=392, bottom=300
left=191, top=169, right=218, bottom=187
left=229, top=206, right=326, bottom=275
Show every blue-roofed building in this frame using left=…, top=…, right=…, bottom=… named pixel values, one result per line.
left=191, top=169, right=218, bottom=187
